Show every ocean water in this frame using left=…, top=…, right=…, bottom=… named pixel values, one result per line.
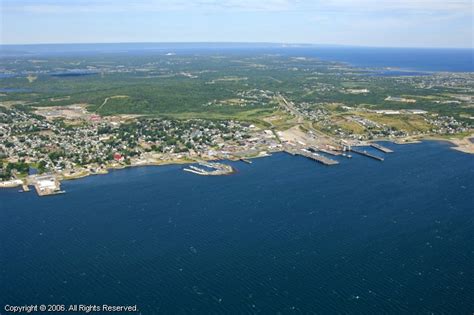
left=281, top=47, right=474, bottom=72
left=1, top=141, right=473, bottom=314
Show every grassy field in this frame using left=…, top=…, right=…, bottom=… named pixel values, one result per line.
left=362, top=113, right=432, bottom=132
left=0, top=53, right=472, bottom=128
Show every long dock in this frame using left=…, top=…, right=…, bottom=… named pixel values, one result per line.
left=318, top=148, right=342, bottom=156
left=350, top=148, right=384, bottom=161
left=285, top=148, right=339, bottom=166
left=370, top=143, right=394, bottom=153
left=239, top=158, right=252, bottom=164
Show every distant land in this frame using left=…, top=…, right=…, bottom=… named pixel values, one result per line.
left=0, top=43, right=472, bottom=195
left=1, top=43, right=473, bottom=72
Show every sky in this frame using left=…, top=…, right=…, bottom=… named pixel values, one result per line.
left=1, top=0, right=473, bottom=48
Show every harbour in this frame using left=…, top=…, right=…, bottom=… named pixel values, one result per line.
left=2, top=141, right=395, bottom=195
left=183, top=162, right=234, bottom=176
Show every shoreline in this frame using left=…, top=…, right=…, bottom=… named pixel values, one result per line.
left=387, top=134, right=474, bottom=154
left=434, top=135, right=474, bottom=154
left=1, top=136, right=472, bottom=193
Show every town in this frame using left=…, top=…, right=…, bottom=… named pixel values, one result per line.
left=0, top=104, right=281, bottom=195
left=1, top=91, right=472, bottom=196
left=1, top=53, right=473, bottom=195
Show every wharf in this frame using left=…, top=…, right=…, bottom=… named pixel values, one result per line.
left=239, top=158, right=252, bottom=164
left=370, top=143, right=394, bottom=153
left=285, top=148, right=339, bottom=166
left=32, top=175, right=64, bottom=196
left=350, top=148, right=384, bottom=161
left=319, top=148, right=342, bottom=156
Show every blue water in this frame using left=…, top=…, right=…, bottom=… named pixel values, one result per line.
left=1, top=141, right=473, bottom=314
left=282, top=47, right=474, bottom=72
left=362, top=70, right=430, bottom=77
left=0, top=88, right=32, bottom=93
left=49, top=71, right=98, bottom=78
left=1, top=43, right=473, bottom=72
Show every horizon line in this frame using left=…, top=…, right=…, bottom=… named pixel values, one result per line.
left=0, top=41, right=472, bottom=50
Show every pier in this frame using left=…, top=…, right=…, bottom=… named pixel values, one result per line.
left=370, top=143, right=394, bottom=153
left=350, top=148, right=384, bottom=161
left=239, top=158, right=252, bottom=164
left=285, top=147, right=339, bottom=166
left=318, top=148, right=342, bottom=156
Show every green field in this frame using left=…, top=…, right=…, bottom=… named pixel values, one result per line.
left=1, top=53, right=473, bottom=127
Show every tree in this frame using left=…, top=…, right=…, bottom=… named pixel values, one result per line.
left=38, top=160, right=48, bottom=174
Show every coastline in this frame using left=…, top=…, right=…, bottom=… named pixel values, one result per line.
left=390, top=134, right=474, bottom=154
left=1, top=135, right=472, bottom=193
left=59, top=157, right=196, bottom=181
left=435, top=134, right=474, bottom=154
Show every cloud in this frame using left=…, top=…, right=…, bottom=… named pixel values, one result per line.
left=322, top=0, right=473, bottom=15
left=3, top=0, right=472, bottom=15
left=326, top=0, right=470, bottom=10
left=2, top=0, right=296, bottom=13
left=1, top=0, right=471, bottom=46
